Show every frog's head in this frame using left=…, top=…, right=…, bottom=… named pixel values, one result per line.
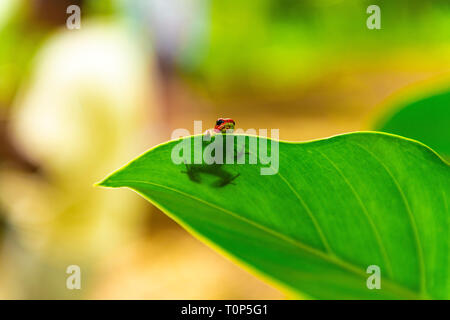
left=214, top=118, right=235, bottom=133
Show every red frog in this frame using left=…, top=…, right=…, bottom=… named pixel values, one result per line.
left=214, top=118, right=235, bottom=133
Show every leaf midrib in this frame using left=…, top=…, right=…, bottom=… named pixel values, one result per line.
left=105, top=178, right=423, bottom=299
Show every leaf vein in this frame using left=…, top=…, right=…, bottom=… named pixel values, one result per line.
left=277, top=172, right=334, bottom=255
left=353, top=142, right=426, bottom=295
left=317, top=150, right=394, bottom=278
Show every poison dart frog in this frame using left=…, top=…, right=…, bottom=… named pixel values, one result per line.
left=214, top=118, right=235, bottom=133
left=204, top=117, right=236, bottom=138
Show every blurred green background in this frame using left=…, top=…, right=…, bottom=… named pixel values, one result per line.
left=0, top=0, right=449, bottom=299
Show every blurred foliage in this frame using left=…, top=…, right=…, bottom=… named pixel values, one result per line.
left=375, top=88, right=450, bottom=159
left=0, top=2, right=47, bottom=107
left=183, top=0, right=450, bottom=92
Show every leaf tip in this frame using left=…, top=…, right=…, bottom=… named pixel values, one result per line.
left=93, top=176, right=115, bottom=188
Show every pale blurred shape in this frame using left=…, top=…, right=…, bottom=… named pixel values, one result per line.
left=0, top=21, right=160, bottom=298
left=11, top=22, right=158, bottom=180
left=130, top=0, right=208, bottom=65
left=0, top=0, right=18, bottom=29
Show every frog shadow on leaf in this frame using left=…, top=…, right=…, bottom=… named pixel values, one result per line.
left=182, top=162, right=240, bottom=188
left=181, top=143, right=250, bottom=188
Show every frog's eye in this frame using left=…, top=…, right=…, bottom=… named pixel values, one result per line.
left=216, top=119, right=224, bottom=125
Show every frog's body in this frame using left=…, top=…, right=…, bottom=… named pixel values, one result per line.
left=214, top=118, right=235, bottom=133
left=204, top=117, right=236, bottom=139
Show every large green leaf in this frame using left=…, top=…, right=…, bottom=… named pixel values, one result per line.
left=374, top=89, right=450, bottom=158
left=98, top=132, right=449, bottom=299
